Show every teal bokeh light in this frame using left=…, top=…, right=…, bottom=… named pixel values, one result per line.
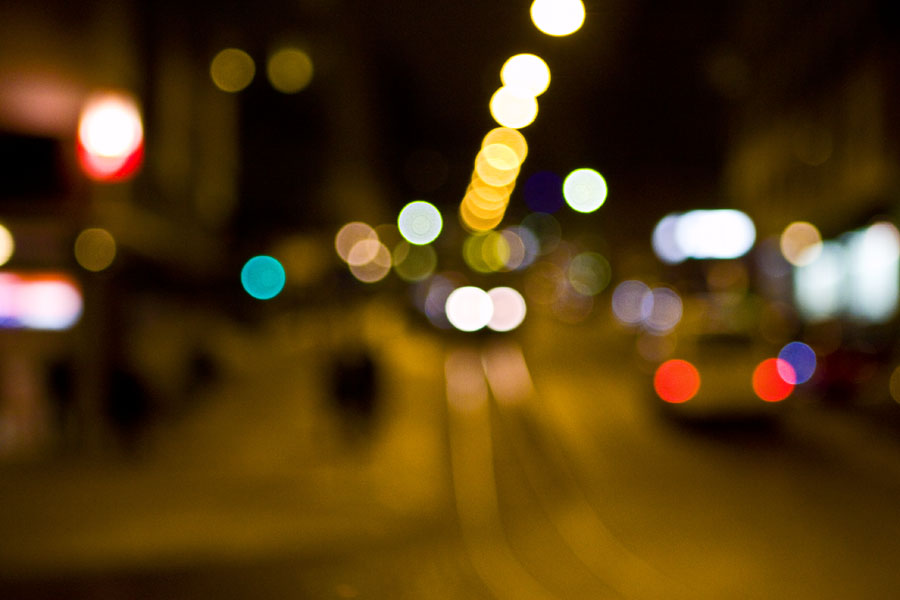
left=241, top=255, right=286, bottom=300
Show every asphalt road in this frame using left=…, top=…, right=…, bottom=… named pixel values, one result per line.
left=2, top=300, right=900, bottom=598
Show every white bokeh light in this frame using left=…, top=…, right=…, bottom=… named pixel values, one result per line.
left=398, top=201, right=443, bottom=245
left=612, top=280, right=651, bottom=325
left=674, top=209, right=756, bottom=260
left=487, top=287, right=527, bottom=332
left=530, top=0, right=586, bottom=36
left=490, top=86, right=539, bottom=129
left=78, top=94, right=143, bottom=158
left=500, top=54, right=551, bottom=97
left=563, top=168, right=607, bottom=213
left=446, top=286, right=494, bottom=332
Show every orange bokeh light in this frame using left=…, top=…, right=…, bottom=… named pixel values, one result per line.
left=654, top=359, right=701, bottom=403
left=753, top=358, right=795, bottom=402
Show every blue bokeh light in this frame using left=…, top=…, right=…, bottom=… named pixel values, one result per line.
left=777, top=341, right=816, bottom=384
left=523, top=170, right=564, bottom=213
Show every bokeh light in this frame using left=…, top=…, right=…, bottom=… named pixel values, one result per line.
left=74, top=228, right=117, bottom=272
left=890, top=366, right=900, bottom=404
left=674, top=210, right=756, bottom=260
left=780, top=221, right=823, bottom=266
left=347, top=238, right=383, bottom=267
left=349, top=241, right=392, bottom=283
left=266, top=47, right=313, bottom=93
left=521, top=212, right=561, bottom=255
left=7, top=275, right=83, bottom=330
left=530, top=0, right=586, bottom=36
left=487, top=287, right=527, bottom=332
left=612, top=280, right=651, bottom=325
left=846, top=221, right=900, bottom=323
left=446, top=286, right=494, bottom=332
left=398, top=200, right=443, bottom=245
left=481, top=128, right=528, bottom=164
left=420, top=273, right=465, bottom=328
left=777, top=341, right=816, bottom=384
left=210, top=48, right=256, bottom=92
left=490, top=86, right=539, bottom=129
left=500, top=53, right=550, bottom=97
left=462, top=234, right=491, bottom=274
left=0, top=223, right=14, bottom=267
left=567, top=252, right=611, bottom=296
left=498, top=228, right=527, bottom=271
left=475, top=144, right=520, bottom=186
left=77, top=93, right=144, bottom=181
left=460, top=201, right=505, bottom=232
left=652, top=213, right=687, bottom=264
left=793, top=240, right=844, bottom=321
left=524, top=171, right=564, bottom=213
left=335, top=222, right=377, bottom=263
left=504, top=226, right=539, bottom=270
left=654, top=359, right=701, bottom=403
left=241, top=255, right=286, bottom=300
left=393, top=242, right=437, bottom=282
left=641, top=287, right=683, bottom=333
left=752, top=358, right=794, bottom=402
left=563, top=168, right=607, bottom=213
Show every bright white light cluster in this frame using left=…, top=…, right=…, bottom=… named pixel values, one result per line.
left=794, top=221, right=900, bottom=324
left=445, top=285, right=527, bottom=332
left=652, top=209, right=756, bottom=263
left=0, top=274, right=83, bottom=330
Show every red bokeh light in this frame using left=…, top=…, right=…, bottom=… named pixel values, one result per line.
left=76, top=93, right=144, bottom=182
left=654, top=359, right=701, bottom=403
left=76, top=140, right=143, bottom=181
left=753, top=358, right=795, bottom=402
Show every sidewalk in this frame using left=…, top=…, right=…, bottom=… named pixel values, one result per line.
left=0, top=301, right=451, bottom=578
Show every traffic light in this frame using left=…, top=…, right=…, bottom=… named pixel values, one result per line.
left=76, top=92, right=144, bottom=182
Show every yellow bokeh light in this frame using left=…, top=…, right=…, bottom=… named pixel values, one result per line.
left=890, top=365, right=900, bottom=404
left=475, top=147, right=520, bottom=187
left=463, top=195, right=506, bottom=220
left=530, top=0, right=586, bottom=37
left=481, top=143, right=521, bottom=171
left=481, top=231, right=511, bottom=272
left=210, top=48, right=256, bottom=93
left=0, top=223, right=14, bottom=267
left=466, top=183, right=509, bottom=211
left=463, top=234, right=493, bottom=273
left=393, top=242, right=437, bottom=282
left=501, top=54, right=550, bottom=97
left=460, top=202, right=504, bottom=232
left=267, top=47, right=313, bottom=93
left=780, top=221, right=823, bottom=266
left=489, top=86, right=538, bottom=129
left=74, top=228, right=116, bottom=272
left=481, top=127, right=528, bottom=164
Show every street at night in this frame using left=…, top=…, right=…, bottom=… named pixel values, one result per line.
left=2, top=0, right=900, bottom=597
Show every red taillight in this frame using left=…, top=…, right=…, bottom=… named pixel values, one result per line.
left=654, top=359, right=701, bottom=403
left=753, top=358, right=794, bottom=402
